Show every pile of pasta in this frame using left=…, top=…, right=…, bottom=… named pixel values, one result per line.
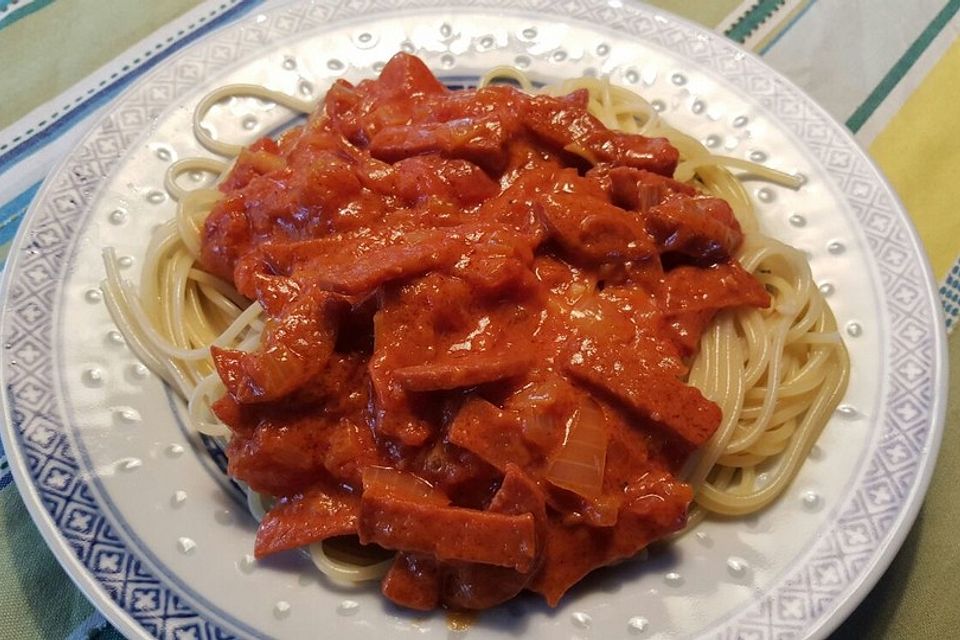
left=103, top=53, right=848, bottom=610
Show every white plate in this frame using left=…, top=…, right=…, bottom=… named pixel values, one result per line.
left=0, top=1, right=947, bottom=638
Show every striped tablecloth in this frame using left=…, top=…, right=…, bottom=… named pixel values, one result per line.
left=1, top=1, right=957, bottom=637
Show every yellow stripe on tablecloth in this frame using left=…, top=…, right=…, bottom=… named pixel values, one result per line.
left=0, top=0, right=203, bottom=130
left=649, top=0, right=746, bottom=28
left=869, top=37, right=960, bottom=281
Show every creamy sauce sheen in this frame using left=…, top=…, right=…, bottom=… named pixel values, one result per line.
left=202, top=53, right=770, bottom=610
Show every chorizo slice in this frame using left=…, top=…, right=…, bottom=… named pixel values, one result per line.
left=646, top=196, right=743, bottom=263
left=211, top=289, right=347, bottom=404
left=382, top=554, right=441, bottom=611
left=255, top=486, right=359, bottom=558
left=393, top=351, right=533, bottom=392
left=447, top=398, right=533, bottom=472
left=564, top=341, right=721, bottom=449
left=358, top=494, right=537, bottom=572
left=440, top=466, right=548, bottom=610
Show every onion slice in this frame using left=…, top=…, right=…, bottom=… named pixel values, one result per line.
left=362, top=466, right=449, bottom=506
left=545, top=398, right=609, bottom=498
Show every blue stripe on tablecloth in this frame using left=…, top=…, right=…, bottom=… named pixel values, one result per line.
left=0, top=0, right=264, bottom=175
left=0, top=0, right=56, bottom=31
left=758, top=0, right=819, bottom=54
left=0, top=456, right=9, bottom=490
left=940, top=258, right=960, bottom=333
left=0, top=186, right=39, bottom=482
left=1, top=431, right=9, bottom=488
left=0, top=182, right=41, bottom=256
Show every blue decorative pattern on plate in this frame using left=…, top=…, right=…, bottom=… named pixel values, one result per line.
left=0, top=1, right=946, bottom=638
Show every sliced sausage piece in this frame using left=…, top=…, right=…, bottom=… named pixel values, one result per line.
left=382, top=554, right=442, bottom=611
left=240, top=225, right=479, bottom=299
left=440, top=465, right=548, bottom=609
left=393, top=351, right=533, bottom=392
left=537, top=191, right=656, bottom=266
left=580, top=130, right=679, bottom=176
left=522, top=94, right=606, bottom=150
left=358, top=494, right=538, bottom=571
left=605, top=166, right=696, bottom=212
left=490, top=464, right=548, bottom=520
left=369, top=275, right=474, bottom=446
left=661, top=308, right=715, bottom=357
left=250, top=272, right=301, bottom=316
left=392, top=156, right=499, bottom=206
left=530, top=473, right=692, bottom=606
left=659, top=262, right=771, bottom=314
left=369, top=115, right=510, bottom=174
left=226, top=406, right=379, bottom=496
left=646, top=196, right=743, bottom=263
left=374, top=52, right=447, bottom=98
left=564, top=341, right=721, bottom=449
left=301, top=232, right=464, bottom=295
left=211, top=289, right=347, bottom=404
left=346, top=52, right=448, bottom=140
left=447, top=399, right=533, bottom=473
left=523, top=95, right=679, bottom=176
left=473, top=161, right=555, bottom=241
left=254, top=486, right=359, bottom=558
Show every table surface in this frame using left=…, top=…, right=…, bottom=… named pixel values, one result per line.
left=0, top=1, right=957, bottom=638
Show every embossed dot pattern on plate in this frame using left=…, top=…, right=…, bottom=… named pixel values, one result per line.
left=571, top=611, right=592, bottom=628
left=82, top=368, right=104, bottom=387
left=338, top=600, right=360, bottom=616
left=627, top=616, right=649, bottom=633
left=801, top=491, right=823, bottom=511
left=273, top=601, right=291, bottom=619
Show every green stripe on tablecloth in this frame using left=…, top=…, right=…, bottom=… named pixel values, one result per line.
left=725, top=0, right=786, bottom=42
left=647, top=0, right=746, bottom=28
left=0, top=0, right=55, bottom=31
left=0, top=486, right=98, bottom=638
left=0, top=0, right=203, bottom=129
left=846, top=0, right=960, bottom=132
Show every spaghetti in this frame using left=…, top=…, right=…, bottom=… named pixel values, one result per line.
left=482, top=68, right=850, bottom=520
left=102, top=53, right=849, bottom=602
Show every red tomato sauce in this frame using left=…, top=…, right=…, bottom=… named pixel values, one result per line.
left=201, top=52, right=770, bottom=610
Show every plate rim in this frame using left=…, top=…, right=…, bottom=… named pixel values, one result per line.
left=0, top=0, right=948, bottom=638
left=700, top=10, right=948, bottom=639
